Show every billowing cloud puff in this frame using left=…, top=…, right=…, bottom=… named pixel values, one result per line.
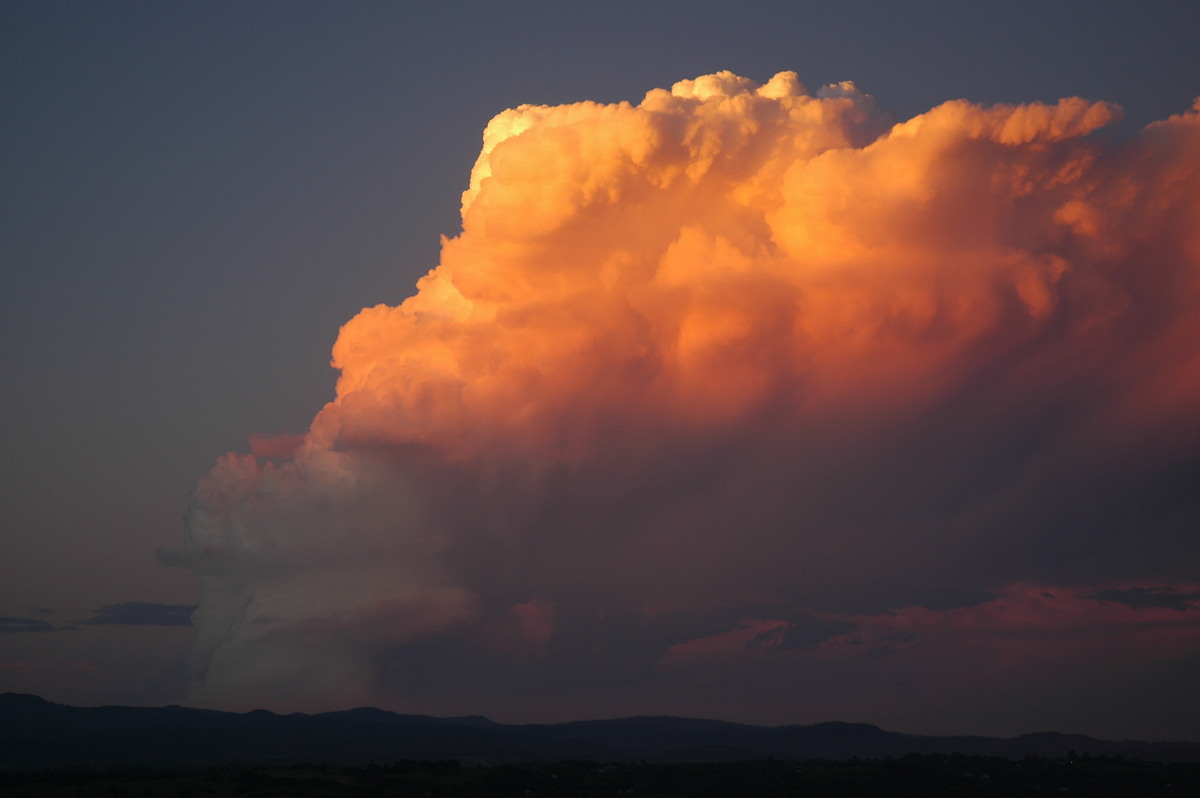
left=170, top=73, right=1200, bottom=734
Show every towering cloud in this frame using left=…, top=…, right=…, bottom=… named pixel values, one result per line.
left=170, top=73, right=1200, bottom=732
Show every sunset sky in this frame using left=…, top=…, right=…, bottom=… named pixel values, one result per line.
left=3, top=1, right=1199, bottom=742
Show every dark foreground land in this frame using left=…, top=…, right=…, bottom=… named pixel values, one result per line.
left=5, top=755, right=1200, bottom=798
left=6, top=696, right=1200, bottom=795
left=7, top=695, right=1200, bottom=771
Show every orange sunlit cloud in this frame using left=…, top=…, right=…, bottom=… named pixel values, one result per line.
left=172, top=72, right=1200, bottom=721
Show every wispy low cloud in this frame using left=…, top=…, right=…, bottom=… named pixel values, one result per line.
left=81, top=602, right=196, bottom=627
left=656, top=583, right=1200, bottom=679
left=747, top=613, right=859, bottom=652
left=0, top=617, right=55, bottom=634
left=1093, top=587, right=1200, bottom=612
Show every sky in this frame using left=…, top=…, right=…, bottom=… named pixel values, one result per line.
left=2, top=1, right=1199, bottom=742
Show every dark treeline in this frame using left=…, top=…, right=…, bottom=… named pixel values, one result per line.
left=5, top=754, right=1200, bottom=797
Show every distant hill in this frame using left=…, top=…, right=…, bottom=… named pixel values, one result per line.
left=3, top=693, right=1198, bottom=771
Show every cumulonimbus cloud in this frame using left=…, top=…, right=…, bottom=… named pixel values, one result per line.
left=166, top=72, right=1200, bottom=725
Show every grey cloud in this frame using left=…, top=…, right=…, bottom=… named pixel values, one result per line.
left=0, top=616, right=55, bottom=633
left=82, top=602, right=196, bottom=626
left=1093, top=587, right=1200, bottom=612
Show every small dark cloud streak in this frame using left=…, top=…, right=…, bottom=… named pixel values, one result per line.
left=0, top=617, right=55, bottom=634
left=81, top=602, right=196, bottom=627
left=1093, top=587, right=1200, bottom=612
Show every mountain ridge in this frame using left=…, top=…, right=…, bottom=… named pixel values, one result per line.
left=3, top=693, right=1198, bottom=770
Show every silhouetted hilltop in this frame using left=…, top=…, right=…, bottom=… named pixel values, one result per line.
left=3, top=693, right=1198, bottom=771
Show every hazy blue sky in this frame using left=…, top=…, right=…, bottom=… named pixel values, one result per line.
left=3, top=1, right=1199, bottom=739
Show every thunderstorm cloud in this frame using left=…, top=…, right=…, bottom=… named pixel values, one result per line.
left=168, top=72, right=1200, bottom=727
